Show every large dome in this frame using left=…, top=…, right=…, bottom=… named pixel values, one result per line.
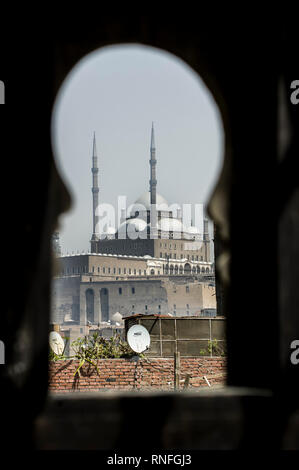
left=134, top=191, right=169, bottom=211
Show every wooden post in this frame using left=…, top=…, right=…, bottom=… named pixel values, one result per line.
left=174, top=351, right=180, bottom=390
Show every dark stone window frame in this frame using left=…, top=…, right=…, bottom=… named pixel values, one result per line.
left=6, top=18, right=292, bottom=451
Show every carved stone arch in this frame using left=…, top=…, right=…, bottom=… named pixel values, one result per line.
left=184, top=263, right=191, bottom=274
left=100, top=288, right=109, bottom=322
left=85, top=289, right=94, bottom=323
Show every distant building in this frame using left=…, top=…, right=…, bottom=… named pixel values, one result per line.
left=52, top=262, right=216, bottom=328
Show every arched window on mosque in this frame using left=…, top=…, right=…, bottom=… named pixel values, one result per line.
left=86, top=289, right=94, bottom=323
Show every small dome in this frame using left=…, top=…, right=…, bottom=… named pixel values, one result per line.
left=98, top=225, right=116, bottom=240
left=106, top=226, right=116, bottom=234
left=134, top=191, right=169, bottom=211
left=111, top=312, right=123, bottom=323
left=158, top=217, right=186, bottom=232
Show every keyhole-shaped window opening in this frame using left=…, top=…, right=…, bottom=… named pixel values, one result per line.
left=50, top=44, right=225, bottom=390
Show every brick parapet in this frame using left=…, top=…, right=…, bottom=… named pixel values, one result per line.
left=48, top=357, right=226, bottom=392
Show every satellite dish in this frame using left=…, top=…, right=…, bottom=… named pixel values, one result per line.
left=127, top=325, right=150, bottom=353
left=49, top=331, right=65, bottom=355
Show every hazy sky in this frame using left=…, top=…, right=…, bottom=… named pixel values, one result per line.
left=52, top=44, right=224, bottom=254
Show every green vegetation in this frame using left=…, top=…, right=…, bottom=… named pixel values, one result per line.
left=199, top=339, right=226, bottom=357
left=49, top=332, right=139, bottom=377
left=49, top=334, right=226, bottom=376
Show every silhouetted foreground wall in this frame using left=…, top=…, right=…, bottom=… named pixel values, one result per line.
left=49, top=357, right=226, bottom=392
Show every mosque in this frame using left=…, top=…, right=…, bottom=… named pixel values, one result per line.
left=90, top=124, right=211, bottom=270
left=51, top=126, right=216, bottom=338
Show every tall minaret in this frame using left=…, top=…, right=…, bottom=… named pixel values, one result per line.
left=203, top=217, right=210, bottom=262
left=91, top=132, right=99, bottom=240
left=149, top=122, right=157, bottom=205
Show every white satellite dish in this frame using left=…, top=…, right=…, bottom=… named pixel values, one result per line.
left=49, top=331, right=65, bottom=355
left=127, top=324, right=150, bottom=353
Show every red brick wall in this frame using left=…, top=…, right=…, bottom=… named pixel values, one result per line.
left=48, top=357, right=227, bottom=392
